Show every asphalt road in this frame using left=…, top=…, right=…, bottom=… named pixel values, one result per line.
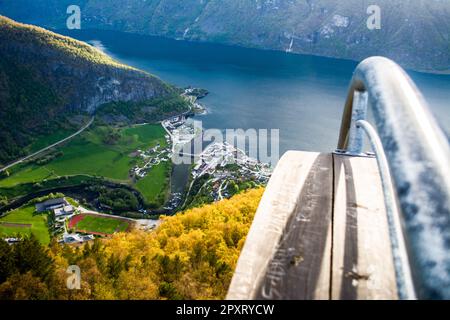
left=0, top=116, right=95, bottom=173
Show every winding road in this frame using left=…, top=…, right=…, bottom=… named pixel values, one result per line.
left=0, top=116, right=95, bottom=173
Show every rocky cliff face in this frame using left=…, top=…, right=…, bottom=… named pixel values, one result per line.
left=0, top=15, right=171, bottom=114
left=41, top=63, right=170, bottom=114
left=1, top=0, right=449, bottom=72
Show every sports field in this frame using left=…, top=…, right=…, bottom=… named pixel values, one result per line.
left=69, top=214, right=131, bottom=235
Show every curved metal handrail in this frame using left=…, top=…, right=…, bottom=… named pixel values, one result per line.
left=355, top=119, right=416, bottom=300
left=337, top=57, right=450, bottom=300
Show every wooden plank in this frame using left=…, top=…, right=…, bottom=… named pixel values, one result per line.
left=227, top=151, right=333, bottom=300
left=332, top=154, right=398, bottom=300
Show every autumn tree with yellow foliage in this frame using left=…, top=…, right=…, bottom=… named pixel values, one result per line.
left=0, top=188, right=264, bottom=300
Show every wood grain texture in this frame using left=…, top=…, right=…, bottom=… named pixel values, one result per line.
left=227, top=152, right=398, bottom=300
left=227, top=151, right=333, bottom=300
left=332, top=154, right=398, bottom=300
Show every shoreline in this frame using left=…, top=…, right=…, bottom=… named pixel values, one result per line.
left=158, top=87, right=209, bottom=213
left=60, top=28, right=450, bottom=77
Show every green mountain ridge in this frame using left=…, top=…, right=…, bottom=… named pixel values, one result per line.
left=1, top=0, right=449, bottom=72
left=0, top=16, right=175, bottom=165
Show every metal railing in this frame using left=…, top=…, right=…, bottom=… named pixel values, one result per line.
left=336, top=56, right=450, bottom=299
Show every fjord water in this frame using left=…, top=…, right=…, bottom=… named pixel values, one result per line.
left=66, top=30, right=450, bottom=160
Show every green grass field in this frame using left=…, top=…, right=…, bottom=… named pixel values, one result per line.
left=45, top=124, right=166, bottom=181
left=0, top=164, right=55, bottom=187
left=135, top=161, right=171, bottom=206
left=122, top=124, right=168, bottom=148
left=0, top=123, right=171, bottom=210
left=0, top=124, right=167, bottom=187
left=74, top=215, right=130, bottom=235
left=0, top=123, right=169, bottom=186
left=0, top=175, right=100, bottom=200
left=0, top=205, right=50, bottom=244
left=26, top=128, right=75, bottom=154
left=45, top=137, right=133, bottom=180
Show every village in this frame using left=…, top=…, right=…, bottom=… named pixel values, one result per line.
left=192, top=142, right=272, bottom=181
left=132, top=87, right=207, bottom=180
left=185, top=142, right=272, bottom=204
left=131, top=142, right=172, bottom=179
left=3, top=87, right=270, bottom=246
left=162, top=115, right=200, bottom=153
left=160, top=95, right=272, bottom=206
left=1, top=84, right=273, bottom=247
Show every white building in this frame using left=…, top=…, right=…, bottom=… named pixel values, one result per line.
left=54, top=205, right=74, bottom=217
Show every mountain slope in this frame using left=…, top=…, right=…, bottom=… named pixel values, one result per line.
left=0, top=0, right=449, bottom=72
left=0, top=16, right=174, bottom=165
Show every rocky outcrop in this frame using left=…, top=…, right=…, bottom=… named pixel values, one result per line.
left=0, top=16, right=172, bottom=114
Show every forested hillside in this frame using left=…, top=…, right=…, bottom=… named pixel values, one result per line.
left=0, top=188, right=264, bottom=300
left=0, top=16, right=175, bottom=165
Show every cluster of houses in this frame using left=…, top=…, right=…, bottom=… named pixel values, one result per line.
left=191, top=142, right=270, bottom=180
left=189, top=142, right=272, bottom=202
left=162, top=116, right=197, bottom=148
left=164, top=115, right=186, bottom=131
left=131, top=144, right=171, bottom=179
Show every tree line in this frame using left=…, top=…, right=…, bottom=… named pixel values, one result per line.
left=0, top=188, right=263, bottom=299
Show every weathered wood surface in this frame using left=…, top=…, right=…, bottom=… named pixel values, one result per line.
left=227, top=151, right=398, bottom=300
left=332, top=155, right=398, bottom=300
left=227, top=151, right=333, bottom=300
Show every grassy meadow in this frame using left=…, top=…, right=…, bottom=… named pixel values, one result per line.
left=0, top=205, right=50, bottom=244
left=0, top=123, right=171, bottom=207
left=135, top=161, right=171, bottom=206
left=26, top=128, right=75, bottom=154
